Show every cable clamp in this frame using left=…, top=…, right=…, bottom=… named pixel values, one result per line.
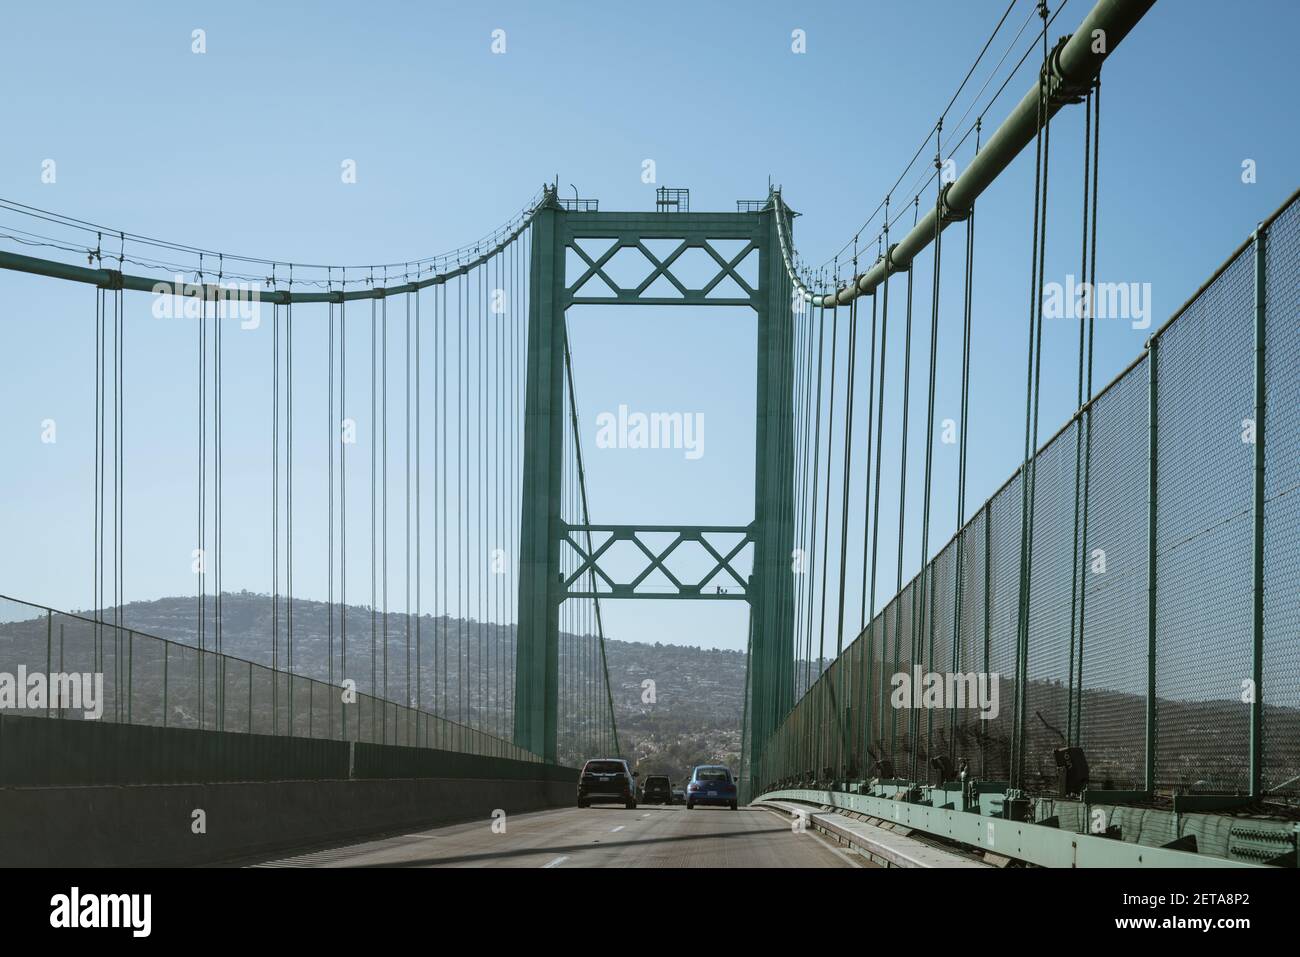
left=938, top=183, right=971, bottom=224
left=882, top=242, right=900, bottom=274
left=100, top=269, right=124, bottom=291
left=1043, top=34, right=1090, bottom=105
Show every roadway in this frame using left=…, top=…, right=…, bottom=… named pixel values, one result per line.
left=252, top=803, right=865, bottom=868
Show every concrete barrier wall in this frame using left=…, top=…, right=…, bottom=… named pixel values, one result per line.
left=1, top=712, right=574, bottom=787
left=0, top=775, right=575, bottom=867
left=0, top=713, right=348, bottom=786
left=0, top=714, right=578, bottom=866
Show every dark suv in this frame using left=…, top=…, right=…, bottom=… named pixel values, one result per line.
left=640, top=774, right=673, bottom=805
left=578, top=758, right=638, bottom=809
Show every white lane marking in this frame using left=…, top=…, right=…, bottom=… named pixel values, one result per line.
left=610, top=825, right=625, bottom=832
left=641, top=813, right=651, bottom=818
left=543, top=855, right=569, bottom=868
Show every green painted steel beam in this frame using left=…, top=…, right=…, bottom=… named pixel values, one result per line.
left=755, top=788, right=1261, bottom=868
left=561, top=212, right=763, bottom=234
left=560, top=523, right=754, bottom=600
left=566, top=523, right=753, bottom=534
left=568, top=296, right=753, bottom=306
left=745, top=205, right=796, bottom=792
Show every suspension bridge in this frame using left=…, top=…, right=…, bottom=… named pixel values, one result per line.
left=0, top=0, right=1297, bottom=868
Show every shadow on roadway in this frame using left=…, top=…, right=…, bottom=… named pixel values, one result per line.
left=355, top=819, right=794, bottom=868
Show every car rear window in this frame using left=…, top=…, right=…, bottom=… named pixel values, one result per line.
left=696, top=768, right=731, bottom=782
left=584, top=761, right=625, bottom=774
left=646, top=776, right=669, bottom=785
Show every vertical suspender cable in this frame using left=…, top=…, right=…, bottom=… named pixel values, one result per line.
left=341, top=291, right=348, bottom=738
left=1067, top=87, right=1092, bottom=744
left=799, top=284, right=815, bottom=768
left=382, top=292, right=390, bottom=720
left=482, top=252, right=488, bottom=733
left=92, top=283, right=99, bottom=680
left=405, top=287, right=412, bottom=715
left=853, top=271, right=877, bottom=772
left=431, top=278, right=440, bottom=727
left=114, top=281, right=124, bottom=718
left=789, top=287, right=806, bottom=701
left=816, top=287, right=840, bottom=779
left=327, top=294, right=335, bottom=733
left=804, top=295, right=826, bottom=774
left=416, top=283, right=423, bottom=717
left=215, top=255, right=224, bottom=729
left=94, top=285, right=104, bottom=685
left=952, top=122, right=980, bottom=761
left=1014, top=2, right=1054, bottom=788
left=915, top=121, right=946, bottom=781
left=197, top=268, right=206, bottom=726
left=796, top=285, right=815, bottom=701
left=865, top=200, right=893, bottom=772
left=833, top=260, right=860, bottom=775
left=858, top=270, right=879, bottom=630
left=496, top=250, right=505, bottom=741
left=480, top=255, right=489, bottom=731
left=562, top=328, right=621, bottom=759
left=442, top=280, right=449, bottom=724
left=458, top=270, right=466, bottom=731
left=371, top=297, right=378, bottom=707
left=890, top=197, right=920, bottom=762
left=272, top=299, right=280, bottom=729
left=286, top=292, right=294, bottom=733
left=1074, top=77, right=1101, bottom=744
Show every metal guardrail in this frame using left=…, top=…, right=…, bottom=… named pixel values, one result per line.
left=753, top=789, right=1265, bottom=868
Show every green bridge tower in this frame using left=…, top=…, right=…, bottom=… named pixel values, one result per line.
left=513, top=186, right=797, bottom=790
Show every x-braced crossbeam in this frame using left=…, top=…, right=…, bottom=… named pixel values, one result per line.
left=560, top=523, right=754, bottom=600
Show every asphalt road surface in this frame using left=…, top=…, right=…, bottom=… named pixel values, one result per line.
left=253, top=803, right=864, bottom=868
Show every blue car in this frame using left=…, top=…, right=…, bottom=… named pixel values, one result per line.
left=686, top=765, right=738, bottom=810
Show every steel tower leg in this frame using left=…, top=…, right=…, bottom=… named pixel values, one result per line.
left=514, top=195, right=564, bottom=762
left=746, top=204, right=796, bottom=791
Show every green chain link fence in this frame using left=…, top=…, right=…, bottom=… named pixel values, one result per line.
left=756, top=189, right=1300, bottom=802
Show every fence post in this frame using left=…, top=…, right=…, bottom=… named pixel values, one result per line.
left=44, top=611, right=52, bottom=718
left=1250, top=225, right=1267, bottom=799
left=983, top=502, right=992, bottom=779
left=1145, top=334, right=1159, bottom=794
left=909, top=583, right=919, bottom=781
left=925, top=559, right=936, bottom=778
left=879, top=601, right=890, bottom=772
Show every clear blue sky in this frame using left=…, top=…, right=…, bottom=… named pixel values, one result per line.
left=0, top=0, right=1295, bottom=653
